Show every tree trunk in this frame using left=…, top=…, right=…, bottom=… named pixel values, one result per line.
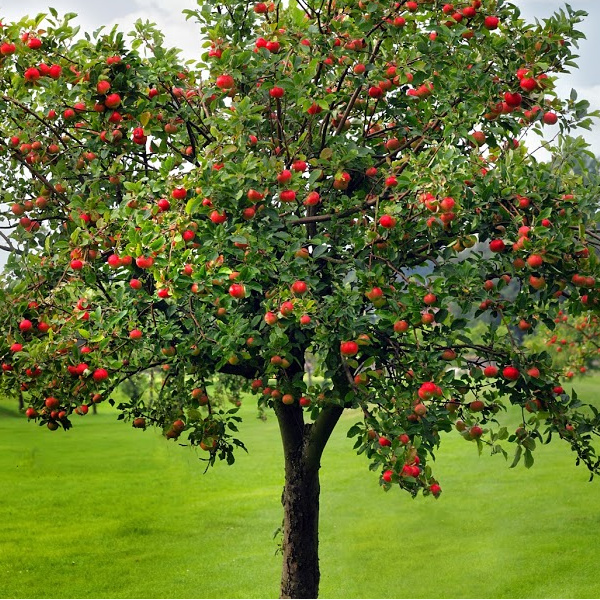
left=275, top=402, right=344, bottom=599
left=280, top=444, right=321, bottom=598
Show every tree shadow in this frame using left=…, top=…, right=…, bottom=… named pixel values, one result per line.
left=0, top=404, right=21, bottom=419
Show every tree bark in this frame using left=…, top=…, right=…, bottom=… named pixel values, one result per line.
left=275, top=403, right=344, bottom=599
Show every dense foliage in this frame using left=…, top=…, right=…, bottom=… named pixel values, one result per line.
left=1, top=0, right=600, bottom=500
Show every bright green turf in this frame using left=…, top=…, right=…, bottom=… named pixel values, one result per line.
left=1, top=378, right=600, bottom=599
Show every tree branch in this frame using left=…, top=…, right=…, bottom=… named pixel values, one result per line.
left=304, top=404, right=344, bottom=470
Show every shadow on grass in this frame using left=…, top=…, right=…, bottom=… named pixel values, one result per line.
left=0, top=404, right=21, bottom=419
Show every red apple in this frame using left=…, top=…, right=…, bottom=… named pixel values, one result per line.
left=269, top=86, right=285, bottom=98
left=484, top=15, right=499, bottom=29
left=229, top=283, right=246, bottom=298
left=502, top=366, right=520, bottom=381
left=379, top=215, right=397, bottom=228
left=291, top=281, right=308, bottom=295
left=105, top=93, right=122, bottom=108
left=340, top=340, right=359, bottom=356
left=93, top=368, right=109, bottom=382
left=216, top=74, right=235, bottom=90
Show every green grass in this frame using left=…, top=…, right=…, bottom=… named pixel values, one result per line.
left=1, top=378, right=600, bottom=599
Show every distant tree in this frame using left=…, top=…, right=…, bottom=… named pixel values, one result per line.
left=2, top=1, right=600, bottom=597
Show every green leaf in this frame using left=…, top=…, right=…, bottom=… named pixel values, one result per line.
left=524, top=449, right=535, bottom=469
left=510, top=446, right=522, bottom=469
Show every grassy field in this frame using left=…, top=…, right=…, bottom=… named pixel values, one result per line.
left=1, top=378, right=600, bottom=599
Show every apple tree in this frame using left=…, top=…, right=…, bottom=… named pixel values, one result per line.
left=2, top=1, right=600, bottom=597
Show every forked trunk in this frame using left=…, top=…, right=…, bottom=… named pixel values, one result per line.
left=274, top=402, right=344, bottom=599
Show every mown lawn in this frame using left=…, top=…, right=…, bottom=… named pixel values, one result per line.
left=1, top=377, right=600, bottom=599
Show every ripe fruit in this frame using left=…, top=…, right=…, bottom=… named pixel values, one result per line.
left=291, top=281, right=308, bottom=295
left=529, top=275, right=546, bottom=290
left=93, top=368, right=109, bottom=382
left=468, top=425, right=482, bottom=439
left=441, top=349, right=457, bottom=361
left=504, top=92, right=522, bottom=108
left=229, top=283, right=246, bottom=299
left=269, top=86, right=285, bottom=99
left=414, top=403, right=427, bottom=417
left=382, top=470, right=393, bottom=483
left=216, top=74, right=234, bottom=90
left=379, top=436, right=391, bottom=447
left=25, top=407, right=38, bottom=419
left=96, top=80, right=111, bottom=94
left=430, top=483, right=442, bottom=497
left=484, top=15, right=499, bottom=29
left=209, top=210, right=227, bottom=224
left=368, top=86, right=383, bottom=99
left=48, top=64, right=61, bottom=79
left=483, top=365, right=498, bottom=377
left=130, top=279, right=143, bottom=290
left=300, top=315, right=311, bottom=326
left=280, top=301, right=294, bottom=316
left=0, top=42, right=16, bottom=55
left=527, top=254, right=543, bottom=268
left=502, top=366, right=520, bottom=381
left=292, top=160, right=307, bottom=172
left=265, top=311, right=278, bottom=325
left=282, top=394, right=295, bottom=405
left=19, top=319, right=33, bottom=332
left=172, top=187, right=187, bottom=200
left=45, top=396, right=60, bottom=410
left=277, top=169, right=292, bottom=184
left=423, top=293, right=437, bottom=306
left=280, top=190, right=296, bottom=202
left=469, top=400, right=485, bottom=412
left=247, top=189, right=264, bottom=201
left=489, top=239, right=506, bottom=253
left=519, top=77, right=537, bottom=93
left=107, top=254, right=122, bottom=268
left=542, top=111, right=558, bottom=125
left=136, top=256, right=154, bottom=269
left=340, top=341, right=359, bottom=356
left=394, top=320, right=409, bottom=333
left=129, top=329, right=143, bottom=339
left=379, top=215, right=397, bottom=229
left=105, top=93, right=122, bottom=108
left=24, top=67, right=41, bottom=82
left=157, top=198, right=170, bottom=211
left=365, top=287, right=384, bottom=302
